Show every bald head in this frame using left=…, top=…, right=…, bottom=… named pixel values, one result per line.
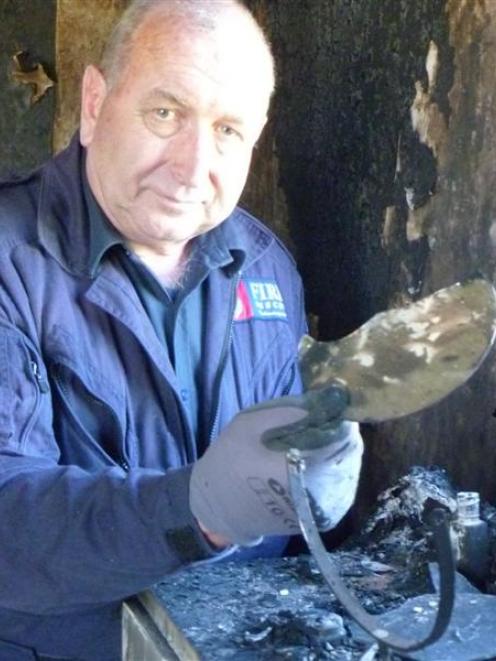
left=100, top=0, right=275, bottom=95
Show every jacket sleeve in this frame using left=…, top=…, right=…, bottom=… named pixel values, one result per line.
left=0, top=320, right=217, bottom=615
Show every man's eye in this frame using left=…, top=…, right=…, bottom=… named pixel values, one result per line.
left=218, top=124, right=241, bottom=139
left=143, top=107, right=180, bottom=137
left=154, top=108, right=173, bottom=120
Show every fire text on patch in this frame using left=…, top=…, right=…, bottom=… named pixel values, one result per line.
left=234, top=279, right=288, bottom=322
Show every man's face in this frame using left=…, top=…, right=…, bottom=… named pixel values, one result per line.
left=81, top=11, right=272, bottom=253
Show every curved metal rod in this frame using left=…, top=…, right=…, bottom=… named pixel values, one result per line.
left=286, top=449, right=455, bottom=654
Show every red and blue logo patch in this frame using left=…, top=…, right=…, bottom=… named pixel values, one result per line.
left=234, top=279, right=288, bottom=322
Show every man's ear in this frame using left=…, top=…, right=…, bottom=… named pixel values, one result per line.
left=80, top=65, right=108, bottom=147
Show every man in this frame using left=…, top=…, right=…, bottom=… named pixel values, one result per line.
left=0, top=1, right=363, bottom=658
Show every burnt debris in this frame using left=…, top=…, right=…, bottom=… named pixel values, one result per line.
left=148, top=466, right=496, bottom=660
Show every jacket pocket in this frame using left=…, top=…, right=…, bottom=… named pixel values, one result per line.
left=0, top=638, right=37, bottom=660
left=49, top=361, right=129, bottom=471
left=0, top=324, right=54, bottom=458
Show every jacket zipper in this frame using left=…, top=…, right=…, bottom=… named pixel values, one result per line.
left=52, top=363, right=130, bottom=471
left=105, top=403, right=129, bottom=471
left=19, top=353, right=49, bottom=449
left=30, top=360, right=50, bottom=393
left=208, top=270, right=241, bottom=444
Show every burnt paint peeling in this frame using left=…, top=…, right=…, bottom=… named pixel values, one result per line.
left=0, top=0, right=56, bottom=177
left=244, top=0, right=454, bottom=339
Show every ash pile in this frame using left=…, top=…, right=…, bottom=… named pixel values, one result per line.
left=154, top=466, right=496, bottom=660
left=350, top=465, right=496, bottom=595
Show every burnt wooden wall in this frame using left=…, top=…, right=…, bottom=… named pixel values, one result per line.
left=0, top=0, right=56, bottom=176
left=2, top=0, right=496, bottom=530
left=243, top=0, right=496, bottom=527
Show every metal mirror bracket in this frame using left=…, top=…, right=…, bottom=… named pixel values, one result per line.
left=286, top=448, right=455, bottom=656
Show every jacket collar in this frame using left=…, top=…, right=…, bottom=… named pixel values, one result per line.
left=37, top=133, right=274, bottom=278
left=81, top=162, right=122, bottom=278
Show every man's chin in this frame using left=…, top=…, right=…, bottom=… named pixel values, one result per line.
left=146, top=215, right=219, bottom=244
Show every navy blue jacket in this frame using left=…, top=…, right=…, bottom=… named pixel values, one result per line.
left=0, top=137, right=307, bottom=660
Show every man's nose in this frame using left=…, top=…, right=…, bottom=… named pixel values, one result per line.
left=170, top=124, right=215, bottom=188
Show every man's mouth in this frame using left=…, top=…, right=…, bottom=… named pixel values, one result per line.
left=154, top=192, right=207, bottom=212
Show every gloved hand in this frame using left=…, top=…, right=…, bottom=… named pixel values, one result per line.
left=190, top=385, right=364, bottom=546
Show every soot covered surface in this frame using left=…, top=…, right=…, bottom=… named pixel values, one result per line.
left=152, top=552, right=406, bottom=660
left=150, top=467, right=496, bottom=660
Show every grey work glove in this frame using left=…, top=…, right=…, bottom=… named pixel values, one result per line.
left=190, top=385, right=363, bottom=546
